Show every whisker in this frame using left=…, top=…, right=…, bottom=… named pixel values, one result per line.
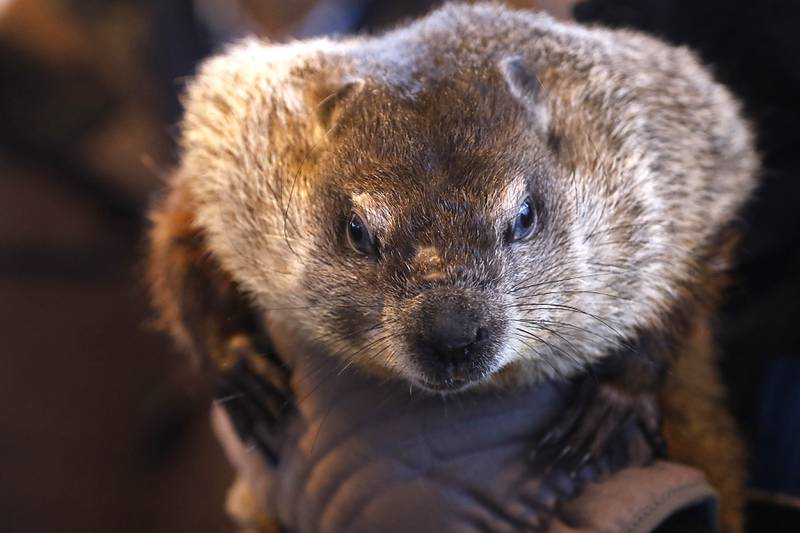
left=521, top=289, right=632, bottom=302
left=511, top=332, right=568, bottom=381
left=507, top=271, right=623, bottom=295
left=509, top=302, right=625, bottom=337
left=517, top=318, right=624, bottom=348
left=513, top=326, right=581, bottom=372
left=513, top=320, right=585, bottom=368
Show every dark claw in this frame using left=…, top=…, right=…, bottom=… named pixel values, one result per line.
left=235, top=358, right=291, bottom=418
left=220, top=389, right=255, bottom=441
left=220, top=395, right=280, bottom=464
left=251, top=420, right=280, bottom=464
left=639, top=417, right=668, bottom=458
left=579, top=451, right=593, bottom=468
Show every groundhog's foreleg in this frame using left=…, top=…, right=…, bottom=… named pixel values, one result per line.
left=148, top=182, right=295, bottom=464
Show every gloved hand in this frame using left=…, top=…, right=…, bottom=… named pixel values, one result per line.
left=211, top=318, right=718, bottom=533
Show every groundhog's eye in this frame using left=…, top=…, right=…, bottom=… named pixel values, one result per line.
left=506, top=196, right=537, bottom=243
left=346, top=212, right=377, bottom=256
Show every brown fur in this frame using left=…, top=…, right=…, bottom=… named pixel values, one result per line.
left=147, top=3, right=759, bottom=531
left=148, top=182, right=253, bottom=371
left=663, top=321, right=747, bottom=533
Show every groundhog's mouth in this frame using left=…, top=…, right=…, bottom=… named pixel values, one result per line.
left=414, top=368, right=494, bottom=395
left=416, top=377, right=472, bottom=394
left=409, top=349, right=502, bottom=394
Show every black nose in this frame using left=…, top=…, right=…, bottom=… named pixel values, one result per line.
left=421, top=313, right=489, bottom=360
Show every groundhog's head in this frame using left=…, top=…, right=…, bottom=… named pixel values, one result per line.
left=152, top=9, right=756, bottom=393
left=288, top=58, right=564, bottom=392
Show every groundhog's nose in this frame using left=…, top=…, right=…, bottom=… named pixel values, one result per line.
left=421, top=313, right=490, bottom=361
left=409, top=291, right=502, bottom=390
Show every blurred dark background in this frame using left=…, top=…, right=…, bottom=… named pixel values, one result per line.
left=0, top=0, right=797, bottom=531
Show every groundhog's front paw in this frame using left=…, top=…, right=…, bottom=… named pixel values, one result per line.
left=513, top=376, right=663, bottom=529
left=215, top=334, right=294, bottom=466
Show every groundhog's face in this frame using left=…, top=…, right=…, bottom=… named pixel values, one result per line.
left=181, top=46, right=642, bottom=393
left=287, top=69, right=627, bottom=393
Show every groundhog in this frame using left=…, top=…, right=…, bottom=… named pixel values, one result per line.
left=148, top=3, right=758, bottom=531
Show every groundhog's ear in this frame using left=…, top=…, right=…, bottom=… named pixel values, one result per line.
left=312, top=78, right=365, bottom=133
left=147, top=181, right=259, bottom=370
left=500, top=57, right=550, bottom=135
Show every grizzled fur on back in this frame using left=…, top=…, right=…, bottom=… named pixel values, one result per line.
left=170, top=2, right=756, bottom=388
